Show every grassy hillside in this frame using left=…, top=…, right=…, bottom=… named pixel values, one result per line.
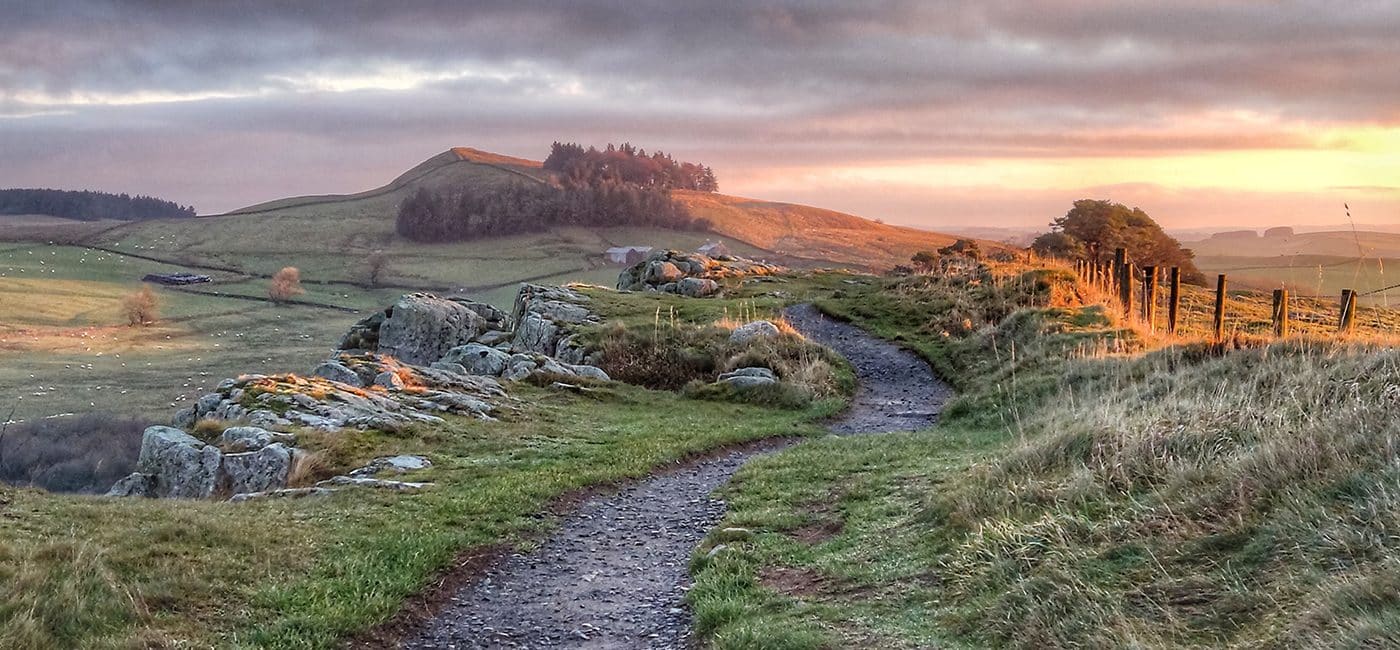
left=689, top=261, right=1400, bottom=648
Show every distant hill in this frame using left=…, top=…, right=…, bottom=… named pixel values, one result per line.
left=221, top=147, right=986, bottom=269
left=1185, top=229, right=1400, bottom=258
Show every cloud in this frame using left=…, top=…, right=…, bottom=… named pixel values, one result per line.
left=1, top=1, right=1397, bottom=222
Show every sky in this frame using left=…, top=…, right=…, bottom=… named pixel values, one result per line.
left=2, top=1, right=1398, bottom=230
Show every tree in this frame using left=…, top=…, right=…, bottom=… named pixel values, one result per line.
left=268, top=267, right=305, bottom=304
left=366, top=251, right=388, bottom=286
left=122, top=285, right=160, bottom=326
left=1041, top=199, right=1205, bottom=284
left=911, top=250, right=938, bottom=273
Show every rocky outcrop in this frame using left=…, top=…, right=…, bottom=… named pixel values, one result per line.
left=108, top=425, right=291, bottom=499
left=221, top=443, right=293, bottom=495
left=441, top=343, right=511, bottom=376
left=339, top=294, right=515, bottom=366
left=511, top=284, right=601, bottom=366
left=617, top=250, right=783, bottom=296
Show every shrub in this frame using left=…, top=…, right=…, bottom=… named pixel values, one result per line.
left=0, top=413, right=148, bottom=493
left=122, top=285, right=159, bottom=326
left=268, top=266, right=305, bottom=303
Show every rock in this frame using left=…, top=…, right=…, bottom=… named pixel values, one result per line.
left=247, top=409, right=292, bottom=430
left=229, top=487, right=335, bottom=503
left=317, top=476, right=431, bottom=491
left=172, top=407, right=196, bottom=429
left=429, top=361, right=468, bottom=375
left=646, top=261, right=684, bottom=284
left=504, top=359, right=537, bottom=381
left=729, top=320, right=782, bottom=344
left=377, top=293, right=488, bottom=365
left=678, top=277, right=720, bottom=298
left=568, top=365, right=611, bottom=382
left=313, top=361, right=363, bottom=387
left=718, top=367, right=778, bottom=381
left=105, top=472, right=154, bottom=498
left=441, top=343, right=510, bottom=376
left=512, top=312, right=560, bottom=355
left=137, top=426, right=223, bottom=499
left=706, top=544, right=730, bottom=559
left=350, top=455, right=432, bottom=477
left=195, top=392, right=223, bottom=417
left=374, top=371, right=406, bottom=390
left=219, top=426, right=292, bottom=451
left=338, top=309, right=386, bottom=351
left=220, top=443, right=292, bottom=495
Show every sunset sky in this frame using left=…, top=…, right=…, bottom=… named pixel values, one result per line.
left=2, top=1, right=1397, bottom=230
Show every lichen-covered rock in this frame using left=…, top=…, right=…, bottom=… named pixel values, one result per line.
left=646, top=260, right=684, bottom=284
left=312, top=361, right=363, bottom=387
left=374, top=371, right=406, bottom=390
left=377, top=293, right=489, bottom=365
left=429, top=361, right=469, bottom=375
left=717, top=366, right=779, bottom=389
left=350, top=455, right=432, bottom=477
left=138, top=426, right=223, bottom=499
left=441, top=343, right=511, bottom=376
left=729, top=320, right=782, bottom=344
left=219, top=426, right=293, bottom=451
left=678, top=277, right=721, bottom=298
left=510, top=284, right=599, bottom=363
left=220, top=443, right=292, bottom=495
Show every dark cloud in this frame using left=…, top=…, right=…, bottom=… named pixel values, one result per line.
left=1, top=1, right=1396, bottom=221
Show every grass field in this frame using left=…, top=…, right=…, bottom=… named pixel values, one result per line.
left=689, top=262, right=1400, bottom=648
left=1196, top=254, right=1399, bottom=306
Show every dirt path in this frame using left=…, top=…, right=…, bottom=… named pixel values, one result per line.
left=399, top=305, right=951, bottom=648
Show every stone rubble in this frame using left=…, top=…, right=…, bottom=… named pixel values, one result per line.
left=616, top=249, right=784, bottom=296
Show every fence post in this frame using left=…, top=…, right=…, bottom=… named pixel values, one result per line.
left=1142, top=266, right=1158, bottom=332
left=1120, top=262, right=1135, bottom=316
left=1272, top=289, right=1290, bottom=337
left=1339, top=289, right=1357, bottom=333
left=1168, top=267, right=1181, bottom=334
left=1213, top=274, right=1227, bottom=340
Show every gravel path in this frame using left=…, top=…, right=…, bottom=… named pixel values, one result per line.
left=400, top=305, right=951, bottom=649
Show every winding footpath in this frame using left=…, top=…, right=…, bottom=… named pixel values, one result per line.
left=401, top=304, right=953, bottom=648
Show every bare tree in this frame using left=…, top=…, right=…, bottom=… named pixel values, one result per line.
left=366, top=251, right=388, bottom=286
left=268, top=267, right=305, bottom=304
left=122, top=285, right=160, bottom=326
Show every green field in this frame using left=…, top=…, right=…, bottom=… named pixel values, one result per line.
left=1196, top=254, right=1399, bottom=306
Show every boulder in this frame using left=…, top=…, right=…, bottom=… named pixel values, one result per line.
left=172, top=407, right=196, bottom=429
left=105, top=472, right=154, bottom=498
left=137, top=426, right=223, bottom=499
left=646, top=261, right=685, bottom=284
left=312, top=361, right=363, bottom=387
left=678, top=277, right=720, bottom=298
left=512, top=312, right=560, bottom=355
left=220, top=443, right=293, bottom=495
left=377, top=293, right=488, bottom=365
left=374, top=371, right=406, bottom=390
left=729, top=320, right=782, bottom=344
left=230, top=487, right=335, bottom=503
left=350, top=455, right=432, bottom=477
left=338, top=309, right=386, bottom=351
left=429, top=361, right=469, bottom=375
left=441, top=343, right=511, bottom=376
left=719, top=367, right=778, bottom=382
left=568, top=365, right=611, bottom=382
left=219, top=426, right=292, bottom=451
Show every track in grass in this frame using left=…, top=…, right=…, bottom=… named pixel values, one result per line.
left=399, top=304, right=951, bottom=648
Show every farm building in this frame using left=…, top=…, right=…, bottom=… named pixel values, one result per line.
left=697, top=241, right=730, bottom=257
left=606, top=246, right=652, bottom=265
left=142, top=272, right=212, bottom=285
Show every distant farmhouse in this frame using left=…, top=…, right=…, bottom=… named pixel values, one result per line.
left=697, top=241, right=729, bottom=257
left=142, top=272, right=212, bottom=285
left=606, top=246, right=653, bottom=265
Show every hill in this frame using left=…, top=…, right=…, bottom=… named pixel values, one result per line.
left=1185, top=229, right=1400, bottom=258
left=214, top=147, right=980, bottom=269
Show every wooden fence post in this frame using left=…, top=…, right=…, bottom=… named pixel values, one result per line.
left=1213, top=274, right=1227, bottom=340
left=1120, top=262, right=1135, bottom=316
left=1339, top=289, right=1357, bottom=333
left=1272, top=289, right=1289, bottom=337
left=1142, top=266, right=1158, bottom=332
left=1168, top=267, right=1181, bottom=334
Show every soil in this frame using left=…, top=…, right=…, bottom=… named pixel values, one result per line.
left=393, top=304, right=952, bottom=648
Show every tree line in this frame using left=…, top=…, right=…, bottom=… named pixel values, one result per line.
left=543, top=142, right=719, bottom=192
left=0, top=188, right=196, bottom=220
left=395, top=181, right=711, bottom=243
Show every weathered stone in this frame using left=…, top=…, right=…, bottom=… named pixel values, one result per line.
left=137, top=426, right=223, bottom=499
left=678, top=277, right=721, bottom=298
left=105, top=472, right=154, bottom=498
left=374, top=371, right=406, bottom=390
left=219, top=426, right=292, bottom=451
left=172, top=407, right=196, bottom=429
left=229, top=487, right=335, bottom=503
left=718, top=367, right=778, bottom=381
left=441, top=343, right=510, bottom=376
left=512, top=312, right=559, bottom=355
left=429, top=361, right=468, bottom=375
left=195, top=392, right=223, bottom=416
left=312, top=361, right=363, bottom=387
left=220, top=443, right=292, bottom=495
left=720, top=375, right=778, bottom=389
left=317, top=475, right=431, bottom=491
left=646, top=261, right=684, bottom=284
left=350, top=455, right=432, bottom=477
left=729, top=320, right=782, bottom=344
left=568, top=364, right=611, bottom=382
left=377, top=293, right=487, bottom=365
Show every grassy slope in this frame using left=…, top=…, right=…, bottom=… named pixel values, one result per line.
left=1187, top=231, right=1400, bottom=305
left=0, top=278, right=851, bottom=649
left=690, top=263, right=1400, bottom=648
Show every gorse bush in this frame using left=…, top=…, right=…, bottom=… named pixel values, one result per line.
left=0, top=413, right=148, bottom=493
